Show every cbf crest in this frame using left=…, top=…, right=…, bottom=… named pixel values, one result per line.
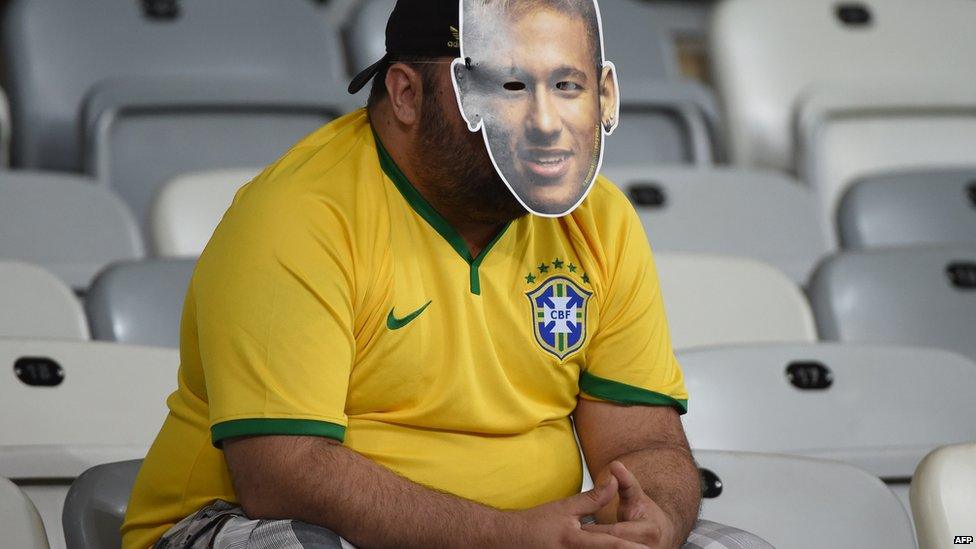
left=526, top=275, right=592, bottom=361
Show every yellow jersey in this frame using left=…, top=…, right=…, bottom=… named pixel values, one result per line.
left=122, top=109, right=687, bottom=548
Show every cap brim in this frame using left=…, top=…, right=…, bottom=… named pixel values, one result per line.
left=347, top=54, right=390, bottom=95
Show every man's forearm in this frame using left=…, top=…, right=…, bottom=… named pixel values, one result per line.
left=225, top=435, right=507, bottom=548
left=597, top=445, right=701, bottom=542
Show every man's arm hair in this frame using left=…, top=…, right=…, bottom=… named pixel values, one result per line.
left=573, top=400, right=701, bottom=544
left=223, top=435, right=508, bottom=548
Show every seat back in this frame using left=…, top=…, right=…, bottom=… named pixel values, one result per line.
left=63, top=460, right=142, bottom=549
left=911, top=443, right=976, bottom=549
left=838, top=167, right=976, bottom=250
left=695, top=450, right=915, bottom=549
left=681, top=343, right=976, bottom=479
left=0, top=87, right=10, bottom=166
left=655, top=254, right=817, bottom=350
left=710, top=0, right=976, bottom=171
left=1, top=0, right=349, bottom=172
left=0, top=261, right=88, bottom=340
left=0, top=477, right=48, bottom=549
left=150, top=168, right=261, bottom=257
left=342, top=0, right=395, bottom=84
left=0, top=172, right=144, bottom=290
left=0, top=338, right=176, bottom=548
left=86, top=259, right=196, bottom=348
left=603, top=167, right=827, bottom=284
left=809, top=246, right=976, bottom=363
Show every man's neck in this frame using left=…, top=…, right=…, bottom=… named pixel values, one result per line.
left=370, top=108, right=506, bottom=259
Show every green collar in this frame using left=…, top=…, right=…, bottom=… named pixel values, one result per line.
left=373, top=128, right=511, bottom=295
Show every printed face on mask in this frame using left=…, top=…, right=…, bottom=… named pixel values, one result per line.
left=451, top=0, right=619, bottom=217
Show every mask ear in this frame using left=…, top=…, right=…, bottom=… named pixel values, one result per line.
left=451, top=56, right=483, bottom=132
left=599, top=60, right=620, bottom=135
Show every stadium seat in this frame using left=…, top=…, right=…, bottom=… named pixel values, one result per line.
left=838, top=167, right=976, bottom=250
left=710, top=0, right=976, bottom=172
left=0, top=338, right=177, bottom=549
left=680, top=343, right=976, bottom=512
left=150, top=168, right=260, bottom=257
left=809, top=246, right=976, bottom=363
left=0, top=172, right=144, bottom=290
left=911, top=443, right=976, bottom=549
left=86, top=259, right=195, bottom=348
left=342, top=0, right=395, bottom=96
left=63, top=460, right=141, bottom=549
left=1, top=0, right=351, bottom=173
left=0, top=476, right=49, bottom=549
left=0, top=86, right=10, bottom=167
left=602, top=167, right=827, bottom=284
left=796, top=80, right=976, bottom=241
left=655, top=254, right=817, bottom=350
left=695, top=450, right=915, bottom=549
left=0, top=261, right=88, bottom=340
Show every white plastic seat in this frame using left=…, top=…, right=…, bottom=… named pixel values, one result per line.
left=655, top=254, right=817, bottom=350
left=0, top=262, right=88, bottom=340
left=911, top=443, right=976, bottom=549
left=0, top=338, right=178, bottom=549
left=696, top=450, right=915, bottom=549
left=0, top=86, right=10, bottom=166
left=0, top=172, right=144, bottom=290
left=710, top=0, right=976, bottom=172
left=150, top=168, right=260, bottom=257
left=603, top=167, right=828, bottom=284
left=0, top=476, right=48, bottom=549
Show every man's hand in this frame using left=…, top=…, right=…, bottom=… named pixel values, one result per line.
left=581, top=462, right=679, bottom=549
left=505, top=474, right=646, bottom=549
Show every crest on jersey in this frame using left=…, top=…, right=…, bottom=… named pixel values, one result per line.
left=526, top=275, right=591, bottom=360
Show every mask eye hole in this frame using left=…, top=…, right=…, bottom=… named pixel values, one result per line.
left=503, top=81, right=526, bottom=91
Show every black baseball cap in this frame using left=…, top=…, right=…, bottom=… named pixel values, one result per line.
left=347, top=0, right=461, bottom=94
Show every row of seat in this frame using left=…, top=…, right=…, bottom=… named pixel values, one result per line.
left=3, top=335, right=974, bottom=548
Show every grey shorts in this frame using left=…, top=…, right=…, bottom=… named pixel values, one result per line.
left=155, top=500, right=774, bottom=549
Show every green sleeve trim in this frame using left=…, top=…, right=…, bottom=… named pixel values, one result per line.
left=211, top=418, right=346, bottom=448
left=579, top=371, right=688, bottom=414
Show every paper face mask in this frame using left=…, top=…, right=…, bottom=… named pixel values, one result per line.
left=450, top=0, right=619, bottom=218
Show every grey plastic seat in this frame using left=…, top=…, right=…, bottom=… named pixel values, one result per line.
left=695, top=450, right=915, bottom=549
left=838, top=168, right=976, bottom=250
left=602, top=167, right=828, bottom=284
left=0, top=172, right=144, bottom=290
left=1, top=0, right=350, bottom=173
left=0, top=476, right=48, bottom=549
left=63, top=460, right=142, bottom=549
left=809, top=246, right=976, bottom=363
left=86, top=259, right=196, bottom=348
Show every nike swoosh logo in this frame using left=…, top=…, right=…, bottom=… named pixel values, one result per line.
left=386, top=300, right=432, bottom=330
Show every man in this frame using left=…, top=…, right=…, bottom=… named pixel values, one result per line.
left=122, top=1, right=773, bottom=547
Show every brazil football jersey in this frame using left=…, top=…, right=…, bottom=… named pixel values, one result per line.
left=122, top=109, right=687, bottom=548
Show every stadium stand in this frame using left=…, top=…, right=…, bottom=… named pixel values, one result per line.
left=150, top=168, right=261, bottom=257
left=710, top=0, right=976, bottom=173
left=1, top=0, right=351, bottom=173
left=602, top=166, right=827, bottom=284
left=0, top=339, right=177, bottom=549
left=63, top=460, right=141, bottom=549
left=0, top=262, right=88, bottom=340
left=655, top=254, right=817, bottom=350
left=0, top=476, right=48, bottom=549
left=85, top=259, right=196, bottom=348
left=838, top=167, right=976, bottom=250
left=695, top=451, right=914, bottom=549
left=809, top=246, right=976, bottom=363
left=911, top=443, right=976, bottom=549
left=680, top=343, right=976, bottom=512
left=0, top=172, right=144, bottom=291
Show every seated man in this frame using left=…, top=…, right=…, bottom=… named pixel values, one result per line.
left=122, top=0, right=773, bottom=547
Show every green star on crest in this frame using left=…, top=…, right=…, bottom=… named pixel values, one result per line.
left=568, top=263, right=577, bottom=273
left=525, top=273, right=536, bottom=284
left=538, top=263, right=550, bottom=274
left=553, top=258, right=564, bottom=269
left=582, top=273, right=590, bottom=284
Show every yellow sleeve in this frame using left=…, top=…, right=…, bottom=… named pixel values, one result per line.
left=580, top=196, right=688, bottom=414
left=193, top=176, right=356, bottom=446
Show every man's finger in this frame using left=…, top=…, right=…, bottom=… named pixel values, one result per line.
left=608, top=461, right=649, bottom=522
left=582, top=521, right=661, bottom=545
left=576, top=529, right=648, bottom=549
left=565, top=474, right=619, bottom=516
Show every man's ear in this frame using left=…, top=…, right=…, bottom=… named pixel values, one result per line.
left=599, top=60, right=620, bottom=135
left=450, top=57, right=483, bottom=132
left=386, top=62, right=424, bottom=127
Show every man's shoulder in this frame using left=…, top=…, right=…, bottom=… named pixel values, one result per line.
left=568, top=175, right=640, bottom=232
